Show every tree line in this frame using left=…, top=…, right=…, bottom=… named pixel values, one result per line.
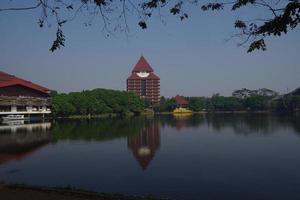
left=51, top=88, right=144, bottom=116
left=51, top=87, right=300, bottom=117
left=155, top=88, right=300, bottom=113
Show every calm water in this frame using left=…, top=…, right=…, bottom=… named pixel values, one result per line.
left=0, top=114, right=300, bottom=200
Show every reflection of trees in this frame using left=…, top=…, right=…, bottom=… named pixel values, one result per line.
left=205, top=114, right=279, bottom=135
left=204, top=114, right=300, bottom=135
left=158, top=114, right=300, bottom=136
left=127, top=121, right=160, bottom=170
left=158, top=114, right=206, bottom=130
left=52, top=117, right=155, bottom=142
left=1, top=114, right=299, bottom=167
left=289, top=116, right=300, bottom=134
left=0, top=122, right=52, bottom=164
left=53, top=117, right=162, bottom=170
left=275, top=114, right=300, bottom=135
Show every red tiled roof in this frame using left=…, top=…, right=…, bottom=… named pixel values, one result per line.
left=132, top=56, right=154, bottom=72
left=127, top=72, right=160, bottom=80
left=0, top=71, right=50, bottom=94
left=175, top=95, right=188, bottom=105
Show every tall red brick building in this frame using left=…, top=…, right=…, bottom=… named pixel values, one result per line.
left=127, top=56, right=160, bottom=104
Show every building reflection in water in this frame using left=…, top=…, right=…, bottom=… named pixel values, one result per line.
left=173, top=114, right=192, bottom=130
left=127, top=121, right=160, bottom=170
left=0, top=121, right=52, bottom=164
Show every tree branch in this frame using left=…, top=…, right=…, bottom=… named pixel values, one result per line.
left=0, top=2, right=42, bottom=12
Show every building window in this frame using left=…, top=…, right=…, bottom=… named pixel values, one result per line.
left=17, top=106, right=27, bottom=112
left=141, top=80, right=146, bottom=96
left=0, top=106, right=11, bottom=112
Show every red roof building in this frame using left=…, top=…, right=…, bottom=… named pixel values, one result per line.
left=0, top=71, right=50, bottom=96
left=175, top=95, right=189, bottom=108
left=127, top=56, right=160, bottom=103
left=132, top=56, right=154, bottom=73
left=0, top=71, right=51, bottom=116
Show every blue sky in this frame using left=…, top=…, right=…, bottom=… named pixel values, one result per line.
left=0, top=1, right=299, bottom=97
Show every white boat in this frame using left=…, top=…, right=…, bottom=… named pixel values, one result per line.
left=2, top=115, right=29, bottom=121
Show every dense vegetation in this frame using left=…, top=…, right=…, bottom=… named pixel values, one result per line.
left=273, top=95, right=300, bottom=113
left=51, top=88, right=144, bottom=116
left=51, top=87, right=300, bottom=117
left=156, top=88, right=300, bottom=113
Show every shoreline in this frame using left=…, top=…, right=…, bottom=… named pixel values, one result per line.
left=51, top=110, right=299, bottom=119
left=0, top=182, right=168, bottom=200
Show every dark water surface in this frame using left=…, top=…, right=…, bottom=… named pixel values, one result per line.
left=0, top=114, right=300, bottom=200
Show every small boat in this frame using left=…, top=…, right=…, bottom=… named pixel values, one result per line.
left=3, top=120, right=25, bottom=126
left=2, top=115, right=29, bottom=121
left=173, top=108, right=193, bottom=114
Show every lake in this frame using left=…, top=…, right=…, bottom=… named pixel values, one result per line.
left=0, top=114, right=300, bottom=200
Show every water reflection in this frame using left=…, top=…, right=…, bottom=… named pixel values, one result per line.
left=0, top=114, right=299, bottom=168
left=159, top=114, right=206, bottom=130
left=159, top=114, right=300, bottom=135
left=51, top=117, right=151, bottom=142
left=0, top=122, right=51, bottom=164
left=50, top=114, right=300, bottom=170
left=1, top=114, right=300, bottom=199
left=127, top=121, right=160, bottom=170
left=207, top=114, right=300, bottom=135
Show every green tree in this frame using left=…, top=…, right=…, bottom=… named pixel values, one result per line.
left=232, top=88, right=278, bottom=111
left=245, top=95, right=269, bottom=111
left=160, top=96, right=166, bottom=104
left=273, top=95, right=300, bottom=112
left=52, top=94, right=76, bottom=116
left=188, top=97, right=207, bottom=112
left=210, top=94, right=243, bottom=111
left=154, top=97, right=176, bottom=112
left=232, top=88, right=278, bottom=99
left=51, top=88, right=144, bottom=117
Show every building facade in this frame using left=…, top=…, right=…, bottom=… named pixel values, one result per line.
left=127, top=56, right=160, bottom=104
left=0, top=71, right=51, bottom=116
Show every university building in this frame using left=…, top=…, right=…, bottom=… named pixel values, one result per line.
left=0, top=71, right=51, bottom=116
left=127, top=56, right=160, bottom=104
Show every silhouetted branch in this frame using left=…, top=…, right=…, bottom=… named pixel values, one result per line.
left=0, top=2, right=42, bottom=12
left=1, top=0, right=299, bottom=52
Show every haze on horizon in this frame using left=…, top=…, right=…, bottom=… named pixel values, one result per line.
left=0, top=1, right=299, bottom=97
